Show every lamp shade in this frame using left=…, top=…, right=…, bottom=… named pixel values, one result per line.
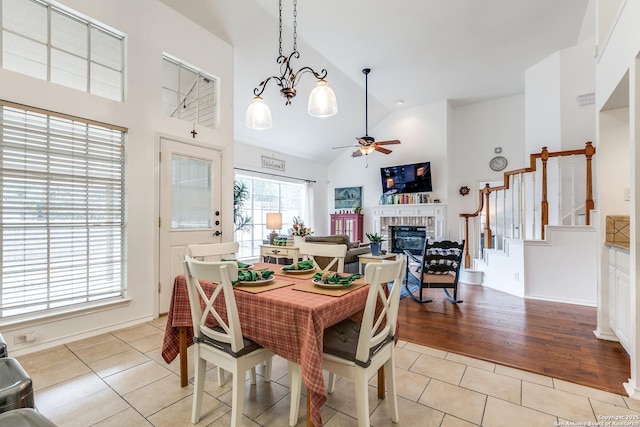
left=308, top=80, right=337, bottom=117
left=360, top=145, right=375, bottom=155
left=246, top=96, right=273, bottom=129
left=266, top=212, right=282, bottom=230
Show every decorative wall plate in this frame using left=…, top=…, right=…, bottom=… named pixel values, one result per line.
left=459, top=186, right=470, bottom=196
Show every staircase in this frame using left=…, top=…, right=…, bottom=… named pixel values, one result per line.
left=459, top=142, right=598, bottom=305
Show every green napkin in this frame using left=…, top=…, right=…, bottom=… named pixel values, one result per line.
left=312, top=272, right=362, bottom=288
left=222, top=258, right=252, bottom=268
left=234, top=269, right=274, bottom=284
left=282, top=260, right=315, bottom=271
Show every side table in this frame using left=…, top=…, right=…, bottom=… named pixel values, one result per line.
left=357, top=252, right=397, bottom=274
left=259, top=244, right=301, bottom=264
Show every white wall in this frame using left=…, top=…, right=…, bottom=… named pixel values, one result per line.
left=234, top=142, right=329, bottom=234
left=451, top=95, right=526, bottom=239
left=525, top=52, right=562, bottom=154
left=524, top=226, right=598, bottom=306
left=0, top=0, right=235, bottom=355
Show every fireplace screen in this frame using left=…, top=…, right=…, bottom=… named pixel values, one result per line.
left=389, top=226, right=426, bottom=255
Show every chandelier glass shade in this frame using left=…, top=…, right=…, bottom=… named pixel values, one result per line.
left=245, top=0, right=337, bottom=130
left=245, top=96, right=272, bottom=130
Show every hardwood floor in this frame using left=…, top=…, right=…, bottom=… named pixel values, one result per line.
left=397, top=282, right=631, bottom=395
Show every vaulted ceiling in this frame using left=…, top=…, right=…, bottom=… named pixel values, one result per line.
left=160, top=0, right=591, bottom=164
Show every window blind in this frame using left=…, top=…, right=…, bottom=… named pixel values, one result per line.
left=0, top=101, right=126, bottom=318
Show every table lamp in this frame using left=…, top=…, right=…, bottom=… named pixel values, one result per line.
left=266, top=212, right=282, bottom=245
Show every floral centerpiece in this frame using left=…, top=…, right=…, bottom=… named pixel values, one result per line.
left=292, top=216, right=312, bottom=237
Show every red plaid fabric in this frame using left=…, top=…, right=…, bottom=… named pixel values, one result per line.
left=161, top=262, right=371, bottom=427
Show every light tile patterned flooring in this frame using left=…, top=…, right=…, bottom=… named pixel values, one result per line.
left=15, top=315, right=640, bottom=426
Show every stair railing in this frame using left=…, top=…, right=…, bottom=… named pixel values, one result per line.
left=459, top=142, right=596, bottom=269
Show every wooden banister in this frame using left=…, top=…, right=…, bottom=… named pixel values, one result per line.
left=459, top=142, right=595, bottom=268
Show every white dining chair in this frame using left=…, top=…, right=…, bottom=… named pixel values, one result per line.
left=183, top=257, right=274, bottom=427
left=187, top=241, right=239, bottom=262
left=289, top=257, right=405, bottom=427
left=297, top=242, right=348, bottom=272
left=188, top=241, right=258, bottom=386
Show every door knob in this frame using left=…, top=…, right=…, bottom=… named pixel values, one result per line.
left=213, top=231, right=222, bottom=236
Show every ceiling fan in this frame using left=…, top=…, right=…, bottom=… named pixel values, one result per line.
left=333, top=68, right=401, bottom=157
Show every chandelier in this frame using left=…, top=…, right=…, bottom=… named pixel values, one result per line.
left=245, top=0, right=338, bottom=130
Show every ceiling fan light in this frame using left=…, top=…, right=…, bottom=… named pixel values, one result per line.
left=246, top=96, right=272, bottom=130
left=308, top=79, right=337, bottom=117
left=359, top=145, right=375, bottom=155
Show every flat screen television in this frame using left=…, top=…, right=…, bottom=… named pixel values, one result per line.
left=380, top=161, right=432, bottom=195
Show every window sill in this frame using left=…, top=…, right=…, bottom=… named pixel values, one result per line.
left=0, top=297, right=132, bottom=329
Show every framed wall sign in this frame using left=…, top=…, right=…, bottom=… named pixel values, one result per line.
left=335, top=186, right=362, bottom=209
left=262, top=156, right=285, bottom=171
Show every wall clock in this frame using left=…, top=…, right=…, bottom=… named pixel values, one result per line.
left=489, top=155, right=508, bottom=171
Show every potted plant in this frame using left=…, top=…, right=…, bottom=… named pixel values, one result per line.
left=292, top=216, right=312, bottom=246
left=366, top=232, right=385, bottom=256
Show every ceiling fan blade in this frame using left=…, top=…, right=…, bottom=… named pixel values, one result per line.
left=375, top=146, right=392, bottom=155
left=375, top=139, right=401, bottom=145
left=351, top=149, right=363, bottom=157
left=332, top=145, right=359, bottom=149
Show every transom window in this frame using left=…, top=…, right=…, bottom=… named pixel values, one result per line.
left=234, top=175, right=305, bottom=259
left=0, top=101, right=127, bottom=319
left=162, top=55, right=218, bottom=129
left=0, top=0, right=125, bottom=102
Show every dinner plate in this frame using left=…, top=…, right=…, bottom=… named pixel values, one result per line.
left=237, top=277, right=275, bottom=286
left=281, top=267, right=315, bottom=274
left=312, top=278, right=347, bottom=289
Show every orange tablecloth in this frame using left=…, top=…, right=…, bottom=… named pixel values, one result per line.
left=161, top=262, right=371, bottom=427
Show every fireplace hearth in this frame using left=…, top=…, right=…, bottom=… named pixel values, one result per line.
left=390, top=226, right=426, bottom=255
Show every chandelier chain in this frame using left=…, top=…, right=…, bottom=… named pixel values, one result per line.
left=293, top=0, right=297, bottom=52
left=278, top=0, right=282, bottom=57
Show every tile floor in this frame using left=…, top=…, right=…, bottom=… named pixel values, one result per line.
left=15, top=315, right=640, bottom=427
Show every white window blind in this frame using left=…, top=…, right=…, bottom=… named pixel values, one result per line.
left=0, top=101, right=127, bottom=318
left=1, top=0, right=125, bottom=102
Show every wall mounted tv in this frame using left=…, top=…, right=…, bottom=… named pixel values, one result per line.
left=380, top=162, right=432, bottom=195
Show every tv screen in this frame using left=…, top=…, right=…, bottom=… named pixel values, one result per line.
left=380, top=162, right=432, bottom=195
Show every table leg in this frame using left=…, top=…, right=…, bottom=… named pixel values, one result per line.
left=306, top=393, right=312, bottom=427
left=179, top=326, right=188, bottom=387
left=377, top=366, right=385, bottom=399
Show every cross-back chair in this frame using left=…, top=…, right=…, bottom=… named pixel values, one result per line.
left=183, top=257, right=273, bottom=426
left=289, top=257, right=405, bottom=427
left=297, top=242, right=347, bottom=272
left=187, top=241, right=239, bottom=262
left=405, top=239, right=465, bottom=304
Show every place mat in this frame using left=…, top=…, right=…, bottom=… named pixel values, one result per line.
left=234, top=278, right=295, bottom=293
left=292, top=277, right=367, bottom=297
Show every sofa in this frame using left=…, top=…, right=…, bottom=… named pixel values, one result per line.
left=303, top=234, right=371, bottom=273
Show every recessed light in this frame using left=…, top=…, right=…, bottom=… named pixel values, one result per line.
left=395, top=99, right=404, bottom=105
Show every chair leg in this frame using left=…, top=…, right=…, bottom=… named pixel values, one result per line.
left=231, top=367, right=246, bottom=427
left=191, top=354, right=206, bottom=423
left=249, top=366, right=257, bottom=385
left=327, top=372, right=336, bottom=394
left=384, top=356, right=399, bottom=422
left=263, top=358, right=272, bottom=383
left=217, top=366, right=225, bottom=386
left=354, top=368, right=370, bottom=427
left=288, top=362, right=302, bottom=427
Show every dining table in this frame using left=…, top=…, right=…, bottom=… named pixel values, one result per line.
left=161, top=261, right=389, bottom=427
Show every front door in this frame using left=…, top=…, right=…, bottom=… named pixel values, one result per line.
left=158, top=137, right=222, bottom=313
